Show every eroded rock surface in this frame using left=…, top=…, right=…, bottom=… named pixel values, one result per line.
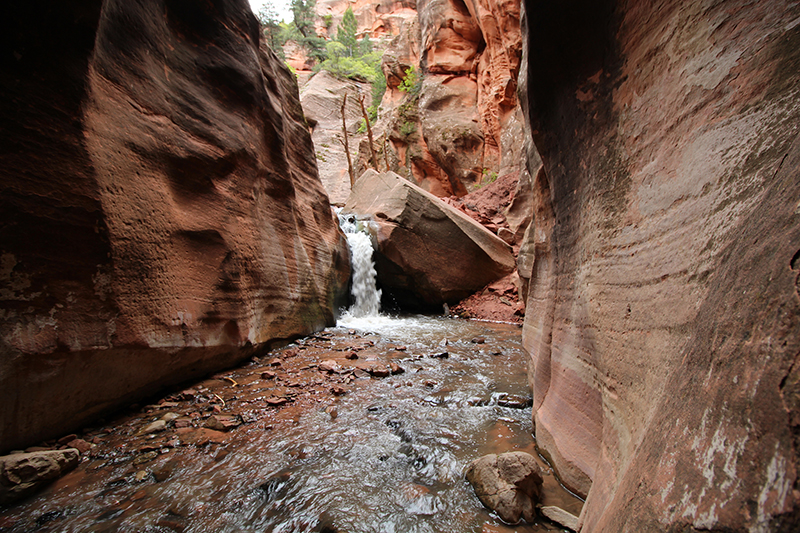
left=344, top=170, right=514, bottom=309
left=520, top=0, right=800, bottom=531
left=466, top=451, right=543, bottom=524
left=0, top=449, right=80, bottom=505
left=0, top=0, right=349, bottom=453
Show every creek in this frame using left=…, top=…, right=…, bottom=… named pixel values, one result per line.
left=0, top=217, right=582, bottom=533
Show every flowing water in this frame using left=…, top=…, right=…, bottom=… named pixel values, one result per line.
left=0, top=215, right=582, bottom=532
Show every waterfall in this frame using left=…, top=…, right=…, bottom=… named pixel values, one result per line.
left=337, top=211, right=381, bottom=317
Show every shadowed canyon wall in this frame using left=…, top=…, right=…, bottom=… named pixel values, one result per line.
left=0, top=0, right=349, bottom=453
left=519, top=0, right=800, bottom=530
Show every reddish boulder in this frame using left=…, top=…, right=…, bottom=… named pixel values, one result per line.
left=344, top=170, right=515, bottom=309
left=520, top=0, right=800, bottom=530
left=0, top=0, right=349, bottom=453
left=0, top=449, right=80, bottom=505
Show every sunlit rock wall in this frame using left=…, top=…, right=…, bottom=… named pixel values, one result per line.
left=520, top=0, right=800, bottom=531
left=0, top=0, right=349, bottom=453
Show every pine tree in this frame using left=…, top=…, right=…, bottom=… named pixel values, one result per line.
left=337, top=6, right=358, bottom=57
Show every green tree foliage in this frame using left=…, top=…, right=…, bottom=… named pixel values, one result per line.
left=256, top=2, right=286, bottom=59
left=336, top=7, right=358, bottom=57
left=291, top=0, right=326, bottom=62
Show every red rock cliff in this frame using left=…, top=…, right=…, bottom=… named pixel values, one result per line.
left=520, top=0, right=800, bottom=530
left=0, top=0, right=349, bottom=453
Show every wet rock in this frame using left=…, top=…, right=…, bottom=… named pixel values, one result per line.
left=319, top=360, right=341, bottom=373
left=268, top=358, right=283, bottom=367
left=57, top=434, right=77, bottom=446
left=134, top=470, right=149, bottom=482
left=204, top=415, right=241, bottom=432
left=466, top=452, right=543, bottom=524
left=266, top=397, right=290, bottom=407
left=471, top=337, right=486, bottom=344
left=429, top=351, right=449, bottom=359
left=66, top=438, right=93, bottom=454
left=389, top=362, right=405, bottom=375
left=139, top=420, right=167, bottom=435
left=496, top=394, right=532, bottom=409
left=0, top=449, right=80, bottom=505
left=331, top=386, right=348, bottom=396
left=261, top=371, right=277, bottom=380
left=161, top=413, right=180, bottom=423
left=368, top=365, right=391, bottom=378
left=541, top=505, right=579, bottom=531
left=133, top=451, right=159, bottom=466
left=344, top=170, right=515, bottom=310
left=346, top=351, right=359, bottom=360
left=175, top=428, right=228, bottom=447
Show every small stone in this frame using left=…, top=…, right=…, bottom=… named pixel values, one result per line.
left=541, top=506, right=580, bottom=531
left=497, top=394, right=532, bottom=409
left=346, top=351, right=359, bottom=360
left=57, top=434, right=77, bottom=446
left=133, top=451, right=159, bottom=466
left=261, top=371, right=277, bottom=380
left=423, top=380, right=438, bottom=388
left=174, top=418, right=192, bottom=428
left=325, top=406, right=338, bottom=419
left=471, top=337, right=486, bottom=344
left=331, top=385, right=347, bottom=396
left=204, top=415, right=241, bottom=432
left=266, top=397, right=289, bottom=406
left=369, top=365, right=391, bottom=378
left=319, top=360, right=341, bottom=373
left=134, top=470, right=149, bottom=482
left=430, top=351, right=449, bottom=359
left=268, top=358, right=282, bottom=367
left=389, top=362, right=405, bottom=375
left=161, top=412, right=180, bottom=422
left=140, top=420, right=167, bottom=435
left=66, top=439, right=92, bottom=454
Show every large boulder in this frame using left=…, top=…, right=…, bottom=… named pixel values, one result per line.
left=466, top=451, right=543, bottom=524
left=0, top=0, right=349, bottom=453
left=344, top=170, right=515, bottom=309
left=520, top=0, right=800, bottom=531
left=0, top=449, right=80, bottom=505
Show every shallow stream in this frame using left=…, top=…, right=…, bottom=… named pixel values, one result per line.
left=0, top=315, right=582, bottom=533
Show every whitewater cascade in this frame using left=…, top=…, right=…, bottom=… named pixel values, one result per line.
left=338, top=212, right=381, bottom=317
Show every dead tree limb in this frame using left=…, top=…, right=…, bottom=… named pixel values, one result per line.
left=359, top=95, right=379, bottom=170
left=341, top=94, right=355, bottom=186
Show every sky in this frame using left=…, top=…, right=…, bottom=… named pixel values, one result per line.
left=248, top=0, right=293, bottom=23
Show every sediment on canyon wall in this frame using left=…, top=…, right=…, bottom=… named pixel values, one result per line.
left=0, top=0, right=349, bottom=454
left=519, top=0, right=800, bottom=531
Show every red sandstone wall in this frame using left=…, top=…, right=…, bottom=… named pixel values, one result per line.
left=0, top=0, right=349, bottom=453
left=520, top=0, right=800, bottom=530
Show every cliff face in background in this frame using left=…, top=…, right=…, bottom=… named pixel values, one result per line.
left=519, top=0, right=800, bottom=530
left=0, top=0, right=349, bottom=453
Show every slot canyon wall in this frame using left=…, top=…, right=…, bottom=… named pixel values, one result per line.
left=0, top=0, right=349, bottom=453
left=519, top=0, right=800, bottom=531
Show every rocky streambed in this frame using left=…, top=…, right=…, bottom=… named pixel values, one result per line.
left=0, top=316, right=581, bottom=532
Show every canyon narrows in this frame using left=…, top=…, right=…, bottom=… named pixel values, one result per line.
left=1, top=0, right=800, bottom=532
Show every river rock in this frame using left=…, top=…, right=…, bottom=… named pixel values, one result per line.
left=520, top=0, right=800, bottom=530
left=344, top=170, right=515, bottom=309
left=466, top=451, right=543, bottom=524
left=540, top=506, right=579, bottom=532
left=0, top=0, right=350, bottom=453
left=0, top=449, right=80, bottom=505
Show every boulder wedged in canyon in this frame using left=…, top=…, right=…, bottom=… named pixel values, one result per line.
left=520, top=0, right=800, bottom=531
left=344, top=170, right=514, bottom=309
left=0, top=0, right=349, bottom=453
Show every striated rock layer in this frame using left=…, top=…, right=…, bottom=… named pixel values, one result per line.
left=0, top=0, right=349, bottom=453
left=519, top=0, right=800, bottom=531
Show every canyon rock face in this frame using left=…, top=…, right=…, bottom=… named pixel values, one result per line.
left=520, top=0, right=800, bottom=531
left=344, top=170, right=515, bottom=310
left=301, top=70, right=372, bottom=205
left=316, top=0, right=418, bottom=39
left=0, top=0, right=349, bottom=453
